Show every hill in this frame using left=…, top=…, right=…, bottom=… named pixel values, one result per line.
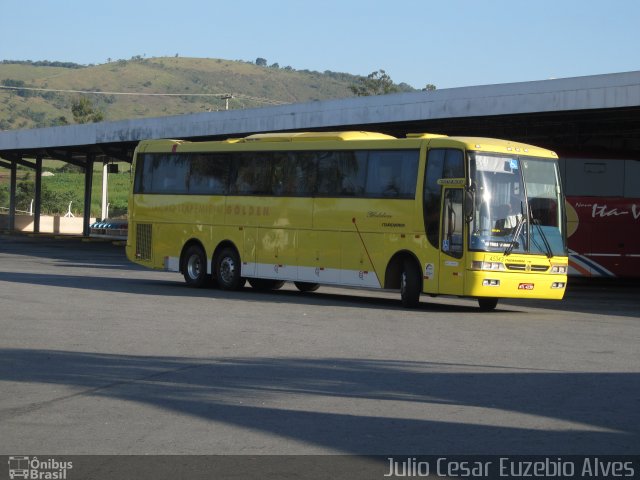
left=0, top=57, right=416, bottom=130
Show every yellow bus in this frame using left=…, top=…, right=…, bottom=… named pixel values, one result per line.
left=126, top=131, right=568, bottom=310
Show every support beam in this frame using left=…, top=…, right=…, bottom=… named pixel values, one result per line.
left=15, top=158, right=36, bottom=169
left=34, top=155, right=42, bottom=233
left=0, top=153, right=37, bottom=170
left=44, top=150, right=87, bottom=168
left=99, top=145, right=136, bottom=163
left=83, top=153, right=95, bottom=236
left=8, top=160, right=17, bottom=231
left=0, top=160, right=12, bottom=169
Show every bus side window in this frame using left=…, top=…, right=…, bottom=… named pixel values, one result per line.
left=316, top=152, right=339, bottom=195
left=315, top=151, right=363, bottom=196
left=231, top=152, right=272, bottom=195
left=366, top=150, right=419, bottom=198
left=189, top=153, right=229, bottom=195
left=271, top=152, right=289, bottom=196
left=338, top=151, right=366, bottom=196
left=293, top=152, right=317, bottom=196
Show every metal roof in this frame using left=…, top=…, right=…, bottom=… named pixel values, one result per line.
left=1, top=70, right=640, bottom=162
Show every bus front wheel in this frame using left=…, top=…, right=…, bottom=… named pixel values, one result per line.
left=215, top=247, right=244, bottom=290
left=400, top=259, right=421, bottom=308
left=294, top=282, right=320, bottom=292
left=183, top=245, right=208, bottom=288
left=478, top=297, right=499, bottom=311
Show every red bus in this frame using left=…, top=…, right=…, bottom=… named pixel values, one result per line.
left=560, top=157, right=640, bottom=277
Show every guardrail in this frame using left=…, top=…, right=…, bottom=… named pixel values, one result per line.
left=0, top=206, right=32, bottom=215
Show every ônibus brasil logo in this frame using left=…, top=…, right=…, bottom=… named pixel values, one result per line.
left=8, top=456, right=73, bottom=479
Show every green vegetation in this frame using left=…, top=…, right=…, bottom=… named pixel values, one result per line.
left=349, top=69, right=400, bottom=96
left=0, top=56, right=420, bottom=130
left=0, top=164, right=131, bottom=218
left=71, top=97, right=104, bottom=123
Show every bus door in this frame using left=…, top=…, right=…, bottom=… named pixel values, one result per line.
left=439, top=187, right=465, bottom=295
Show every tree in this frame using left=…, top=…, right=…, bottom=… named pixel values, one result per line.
left=255, top=57, right=267, bottom=67
left=71, top=97, right=104, bottom=124
left=349, top=69, right=399, bottom=96
left=0, top=184, right=8, bottom=207
left=1, top=79, right=33, bottom=98
left=423, top=84, right=437, bottom=91
left=50, top=116, right=69, bottom=127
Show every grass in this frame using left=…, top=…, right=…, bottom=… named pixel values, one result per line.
left=44, top=171, right=132, bottom=218
left=0, top=167, right=132, bottom=219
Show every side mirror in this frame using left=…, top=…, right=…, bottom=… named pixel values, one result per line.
left=464, top=188, right=475, bottom=222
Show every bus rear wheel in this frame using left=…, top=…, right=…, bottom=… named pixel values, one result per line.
left=294, top=281, right=320, bottom=292
left=215, top=247, right=244, bottom=290
left=182, top=245, right=208, bottom=288
left=478, top=297, right=499, bottom=311
left=400, top=259, right=421, bottom=308
left=249, top=279, right=285, bottom=291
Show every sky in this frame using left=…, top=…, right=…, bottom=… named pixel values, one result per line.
left=2, top=0, right=640, bottom=90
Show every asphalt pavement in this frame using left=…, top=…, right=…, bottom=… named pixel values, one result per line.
left=0, top=233, right=638, bottom=456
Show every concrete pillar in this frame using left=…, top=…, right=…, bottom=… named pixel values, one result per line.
left=102, top=160, right=109, bottom=221
left=83, top=153, right=95, bottom=236
left=34, top=155, right=42, bottom=233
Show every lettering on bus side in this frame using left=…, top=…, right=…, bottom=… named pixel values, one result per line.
left=152, top=204, right=219, bottom=215
left=225, top=205, right=271, bottom=216
left=149, top=204, right=274, bottom=217
left=367, top=211, right=392, bottom=218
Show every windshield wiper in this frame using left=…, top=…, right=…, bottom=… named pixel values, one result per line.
left=530, top=211, right=554, bottom=258
left=504, top=202, right=526, bottom=256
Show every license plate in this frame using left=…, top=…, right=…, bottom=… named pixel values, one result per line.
left=518, top=283, right=535, bottom=290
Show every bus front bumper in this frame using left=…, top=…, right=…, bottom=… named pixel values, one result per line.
left=464, top=270, right=567, bottom=300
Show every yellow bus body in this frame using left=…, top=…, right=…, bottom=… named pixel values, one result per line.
left=126, top=132, right=568, bottom=308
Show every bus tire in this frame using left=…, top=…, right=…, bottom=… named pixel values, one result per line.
left=400, top=259, right=421, bottom=308
left=249, top=279, right=285, bottom=291
left=215, top=247, right=244, bottom=290
left=294, top=281, right=320, bottom=292
left=478, top=297, right=499, bottom=311
left=182, top=244, right=208, bottom=288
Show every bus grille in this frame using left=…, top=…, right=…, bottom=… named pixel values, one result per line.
left=531, top=265, right=550, bottom=272
left=506, top=264, right=549, bottom=272
left=135, top=223, right=152, bottom=261
left=506, top=264, right=526, bottom=271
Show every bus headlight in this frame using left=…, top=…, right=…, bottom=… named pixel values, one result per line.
left=472, top=261, right=506, bottom=271
left=550, top=265, right=568, bottom=274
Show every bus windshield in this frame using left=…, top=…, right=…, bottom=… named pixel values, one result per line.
left=468, top=152, right=567, bottom=256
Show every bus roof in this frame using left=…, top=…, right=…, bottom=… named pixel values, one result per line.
left=136, top=131, right=557, bottom=158
left=238, top=131, right=396, bottom=142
